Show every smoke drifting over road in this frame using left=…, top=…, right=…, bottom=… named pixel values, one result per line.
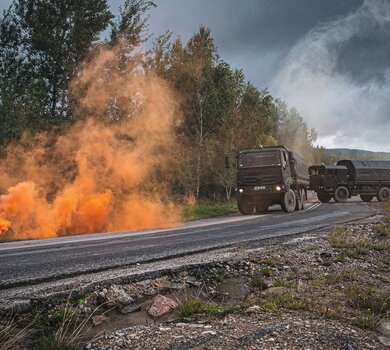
left=0, top=42, right=181, bottom=240
left=272, top=0, right=390, bottom=151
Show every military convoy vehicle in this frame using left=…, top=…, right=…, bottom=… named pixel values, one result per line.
left=309, top=160, right=390, bottom=203
left=234, top=145, right=309, bottom=214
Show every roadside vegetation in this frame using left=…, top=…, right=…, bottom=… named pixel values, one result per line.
left=181, top=201, right=237, bottom=221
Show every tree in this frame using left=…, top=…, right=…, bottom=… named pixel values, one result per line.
left=0, top=0, right=113, bottom=140
left=111, top=0, right=156, bottom=46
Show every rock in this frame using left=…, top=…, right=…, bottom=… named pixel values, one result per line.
left=146, top=294, right=178, bottom=319
left=247, top=305, right=261, bottom=313
left=378, top=319, right=390, bottom=336
left=92, top=315, right=108, bottom=327
left=378, top=336, right=390, bottom=346
left=120, top=304, right=141, bottom=314
left=261, top=287, right=290, bottom=296
left=13, top=299, right=31, bottom=313
left=320, top=251, right=332, bottom=259
left=105, top=285, right=135, bottom=307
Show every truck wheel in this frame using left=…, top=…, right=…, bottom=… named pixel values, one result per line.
left=360, top=195, right=374, bottom=202
left=238, top=197, right=254, bottom=215
left=295, top=189, right=302, bottom=211
left=317, top=192, right=332, bottom=203
left=301, top=190, right=307, bottom=210
left=281, top=189, right=296, bottom=213
left=377, top=187, right=390, bottom=202
left=255, top=201, right=268, bottom=214
left=334, top=186, right=349, bottom=203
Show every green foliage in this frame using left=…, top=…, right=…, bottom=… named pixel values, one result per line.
left=0, top=0, right=113, bottom=141
left=178, top=299, right=204, bottom=320
left=328, top=226, right=390, bottom=259
left=346, top=284, right=390, bottom=314
left=260, top=266, right=271, bottom=278
left=178, top=298, right=236, bottom=321
left=181, top=201, right=237, bottom=221
left=34, top=335, right=76, bottom=350
left=251, top=277, right=268, bottom=291
left=111, top=0, right=156, bottom=45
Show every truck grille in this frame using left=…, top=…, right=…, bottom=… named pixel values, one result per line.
left=237, top=168, right=281, bottom=186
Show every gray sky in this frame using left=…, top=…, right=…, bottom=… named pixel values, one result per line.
left=2, top=0, right=389, bottom=151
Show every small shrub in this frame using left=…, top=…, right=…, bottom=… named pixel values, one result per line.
left=34, top=335, right=76, bottom=350
left=251, top=277, right=268, bottom=291
left=0, top=313, right=32, bottom=350
left=259, top=291, right=309, bottom=312
left=178, top=299, right=204, bottom=320
left=346, top=283, right=390, bottom=326
left=328, top=226, right=390, bottom=259
left=353, top=313, right=377, bottom=329
left=260, top=266, right=271, bottom=277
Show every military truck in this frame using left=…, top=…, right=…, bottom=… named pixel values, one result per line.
left=309, top=160, right=390, bottom=203
left=234, top=145, right=309, bottom=214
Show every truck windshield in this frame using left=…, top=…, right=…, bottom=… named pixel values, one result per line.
left=238, top=152, right=280, bottom=168
left=309, top=167, right=325, bottom=176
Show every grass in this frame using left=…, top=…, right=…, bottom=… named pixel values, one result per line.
left=0, top=313, right=32, bottom=350
left=375, top=219, right=390, bottom=238
left=181, top=201, right=237, bottom=221
left=345, top=284, right=390, bottom=329
left=32, top=293, right=106, bottom=350
left=257, top=291, right=309, bottom=312
left=328, top=226, right=390, bottom=260
left=345, top=284, right=390, bottom=315
left=177, top=298, right=237, bottom=321
left=251, top=277, right=268, bottom=291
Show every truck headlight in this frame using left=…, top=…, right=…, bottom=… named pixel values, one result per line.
left=239, top=188, right=244, bottom=193
left=275, top=185, right=282, bottom=191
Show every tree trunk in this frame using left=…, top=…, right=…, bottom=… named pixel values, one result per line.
left=195, top=91, right=205, bottom=199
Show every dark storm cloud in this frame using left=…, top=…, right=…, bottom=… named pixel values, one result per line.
left=109, top=0, right=362, bottom=86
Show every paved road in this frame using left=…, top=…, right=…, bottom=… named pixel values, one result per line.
left=0, top=199, right=375, bottom=289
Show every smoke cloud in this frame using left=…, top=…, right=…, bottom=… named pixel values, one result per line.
left=0, top=41, right=181, bottom=241
left=272, top=0, right=390, bottom=151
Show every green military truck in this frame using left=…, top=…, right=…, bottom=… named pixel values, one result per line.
left=234, top=145, right=309, bottom=214
left=309, top=160, right=390, bottom=203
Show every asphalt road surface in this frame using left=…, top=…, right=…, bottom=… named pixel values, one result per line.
left=0, top=198, right=375, bottom=289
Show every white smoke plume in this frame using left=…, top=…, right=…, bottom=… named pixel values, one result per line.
left=272, top=0, right=390, bottom=152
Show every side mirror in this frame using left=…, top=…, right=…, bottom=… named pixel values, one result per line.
left=225, top=156, right=230, bottom=169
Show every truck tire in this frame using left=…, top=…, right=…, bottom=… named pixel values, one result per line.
left=295, top=189, right=306, bottom=210
left=255, top=201, right=268, bottom=214
left=360, top=195, right=374, bottom=202
left=281, top=189, right=296, bottom=213
left=377, top=187, right=390, bottom=202
left=301, top=190, right=307, bottom=210
left=317, top=192, right=332, bottom=203
left=238, top=197, right=254, bottom=215
left=295, top=189, right=302, bottom=211
left=334, top=186, right=349, bottom=203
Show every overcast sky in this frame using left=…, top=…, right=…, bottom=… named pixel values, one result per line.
left=1, top=0, right=389, bottom=151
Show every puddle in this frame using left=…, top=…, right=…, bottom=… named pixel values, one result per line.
left=213, top=277, right=251, bottom=305
left=83, top=276, right=251, bottom=342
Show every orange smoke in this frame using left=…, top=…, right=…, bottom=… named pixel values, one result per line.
left=0, top=218, right=10, bottom=235
left=0, top=41, right=181, bottom=241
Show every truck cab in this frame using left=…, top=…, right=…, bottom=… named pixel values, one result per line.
left=309, top=165, right=348, bottom=202
left=235, top=146, right=309, bottom=214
